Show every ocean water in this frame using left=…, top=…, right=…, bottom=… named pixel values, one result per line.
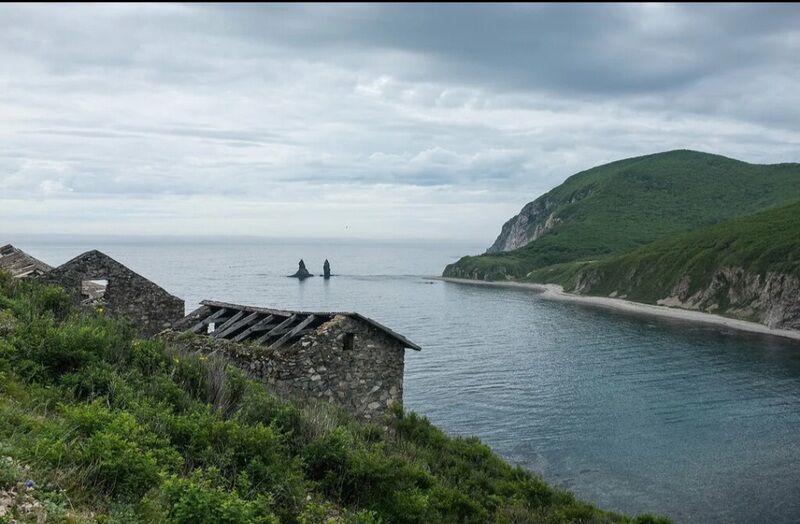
left=17, top=237, right=800, bottom=523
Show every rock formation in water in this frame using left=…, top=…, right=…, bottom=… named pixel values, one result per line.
left=289, top=259, right=312, bottom=279
left=323, top=259, right=331, bottom=279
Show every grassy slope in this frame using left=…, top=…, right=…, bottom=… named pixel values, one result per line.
left=444, top=150, right=800, bottom=280
left=529, top=199, right=800, bottom=305
left=0, top=275, right=667, bottom=524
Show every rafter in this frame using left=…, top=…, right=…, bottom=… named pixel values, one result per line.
left=255, top=314, right=297, bottom=345
left=214, top=311, right=261, bottom=339
left=189, top=308, right=228, bottom=333
left=268, top=314, right=316, bottom=350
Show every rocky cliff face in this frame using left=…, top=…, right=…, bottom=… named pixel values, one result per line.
left=486, top=187, right=591, bottom=254
left=574, top=266, right=800, bottom=331
left=655, top=268, right=800, bottom=330
left=486, top=197, right=559, bottom=253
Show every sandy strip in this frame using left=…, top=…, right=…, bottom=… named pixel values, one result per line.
left=437, top=277, right=800, bottom=343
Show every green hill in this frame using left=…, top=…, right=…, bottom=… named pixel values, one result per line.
left=0, top=274, right=666, bottom=523
left=529, top=200, right=800, bottom=329
left=444, top=150, right=800, bottom=281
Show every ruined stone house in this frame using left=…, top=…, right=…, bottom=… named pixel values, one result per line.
left=170, top=300, right=421, bottom=421
left=3, top=243, right=420, bottom=420
left=0, top=244, right=52, bottom=278
left=40, top=250, right=185, bottom=336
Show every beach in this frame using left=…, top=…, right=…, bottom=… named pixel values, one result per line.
left=439, top=277, right=800, bottom=343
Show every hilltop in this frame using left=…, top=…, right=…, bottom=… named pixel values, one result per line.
left=445, top=150, right=800, bottom=281
left=443, top=150, right=800, bottom=329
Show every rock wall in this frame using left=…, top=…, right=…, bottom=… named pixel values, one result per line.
left=486, top=197, right=558, bottom=254
left=162, top=314, right=406, bottom=422
left=41, top=250, right=185, bottom=336
left=486, top=187, right=592, bottom=254
left=655, top=268, right=800, bottom=330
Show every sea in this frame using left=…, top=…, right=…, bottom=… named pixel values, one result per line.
left=14, top=236, right=800, bottom=523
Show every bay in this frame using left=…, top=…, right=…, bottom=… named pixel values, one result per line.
left=18, top=237, right=800, bottom=523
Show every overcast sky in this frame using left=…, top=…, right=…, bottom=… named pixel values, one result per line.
left=2, top=3, right=799, bottom=243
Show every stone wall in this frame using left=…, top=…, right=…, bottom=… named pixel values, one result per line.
left=162, top=314, right=406, bottom=422
left=41, top=250, right=185, bottom=337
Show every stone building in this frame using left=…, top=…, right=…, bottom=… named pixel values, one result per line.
left=41, top=250, right=185, bottom=336
left=170, top=300, right=421, bottom=421
left=0, top=244, right=52, bottom=278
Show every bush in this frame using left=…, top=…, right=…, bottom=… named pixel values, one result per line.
left=59, top=403, right=182, bottom=499
left=159, top=473, right=278, bottom=524
left=10, top=316, right=128, bottom=381
left=0, top=455, right=21, bottom=489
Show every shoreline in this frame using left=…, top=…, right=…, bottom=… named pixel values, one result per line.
left=437, top=277, right=800, bottom=343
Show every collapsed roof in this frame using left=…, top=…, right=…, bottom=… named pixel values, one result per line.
left=0, top=244, right=53, bottom=278
left=173, top=299, right=422, bottom=351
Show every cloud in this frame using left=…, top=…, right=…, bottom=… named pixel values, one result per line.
left=0, top=4, right=798, bottom=242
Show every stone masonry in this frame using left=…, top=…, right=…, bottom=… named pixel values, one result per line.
left=41, top=250, right=185, bottom=336
left=164, top=314, right=408, bottom=421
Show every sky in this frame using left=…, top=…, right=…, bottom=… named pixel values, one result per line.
left=1, top=3, right=799, bottom=244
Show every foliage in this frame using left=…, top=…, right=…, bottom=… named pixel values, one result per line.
left=0, top=276, right=668, bottom=523
left=444, top=150, right=800, bottom=280
left=530, top=200, right=800, bottom=307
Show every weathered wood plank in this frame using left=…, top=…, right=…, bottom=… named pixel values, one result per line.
left=232, top=315, right=275, bottom=342
left=268, top=314, right=316, bottom=350
left=173, top=305, right=212, bottom=331
left=189, top=308, right=227, bottom=333
left=214, top=311, right=261, bottom=339
left=255, top=314, right=297, bottom=345
left=212, top=310, right=246, bottom=337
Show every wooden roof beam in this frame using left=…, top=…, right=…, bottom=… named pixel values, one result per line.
left=214, top=311, right=261, bottom=339
left=189, top=307, right=228, bottom=333
left=268, top=314, right=316, bottom=350
left=211, top=310, right=246, bottom=337
left=255, top=314, right=297, bottom=345
left=232, top=315, right=275, bottom=342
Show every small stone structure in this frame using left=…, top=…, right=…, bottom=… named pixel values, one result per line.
left=171, top=300, right=421, bottom=420
left=0, top=245, right=52, bottom=278
left=41, top=250, right=185, bottom=336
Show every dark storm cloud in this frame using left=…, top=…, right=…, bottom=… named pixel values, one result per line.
left=200, top=3, right=800, bottom=95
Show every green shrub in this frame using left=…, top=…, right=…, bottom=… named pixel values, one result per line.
left=59, top=403, right=182, bottom=499
left=159, top=473, right=278, bottom=524
left=131, top=339, right=169, bottom=376
left=0, top=456, right=21, bottom=489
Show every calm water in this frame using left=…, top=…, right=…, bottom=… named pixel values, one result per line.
left=17, top=238, right=800, bottom=523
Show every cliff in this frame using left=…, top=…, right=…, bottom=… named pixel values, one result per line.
left=445, top=150, right=800, bottom=331
left=528, top=200, right=800, bottom=330
left=458, top=150, right=800, bottom=272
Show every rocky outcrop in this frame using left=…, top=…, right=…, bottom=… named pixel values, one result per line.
left=486, top=198, right=558, bottom=253
left=654, top=268, right=800, bottom=330
left=289, top=259, right=312, bottom=279
left=570, top=264, right=800, bottom=331
left=442, top=262, right=516, bottom=282
left=486, top=187, right=592, bottom=254
left=323, top=259, right=331, bottom=279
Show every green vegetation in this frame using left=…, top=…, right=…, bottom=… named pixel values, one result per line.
left=0, top=274, right=667, bottom=523
left=444, top=150, right=800, bottom=280
left=529, top=200, right=800, bottom=306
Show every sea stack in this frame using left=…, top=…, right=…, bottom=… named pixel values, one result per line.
left=323, top=259, right=331, bottom=279
left=289, top=259, right=312, bottom=279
